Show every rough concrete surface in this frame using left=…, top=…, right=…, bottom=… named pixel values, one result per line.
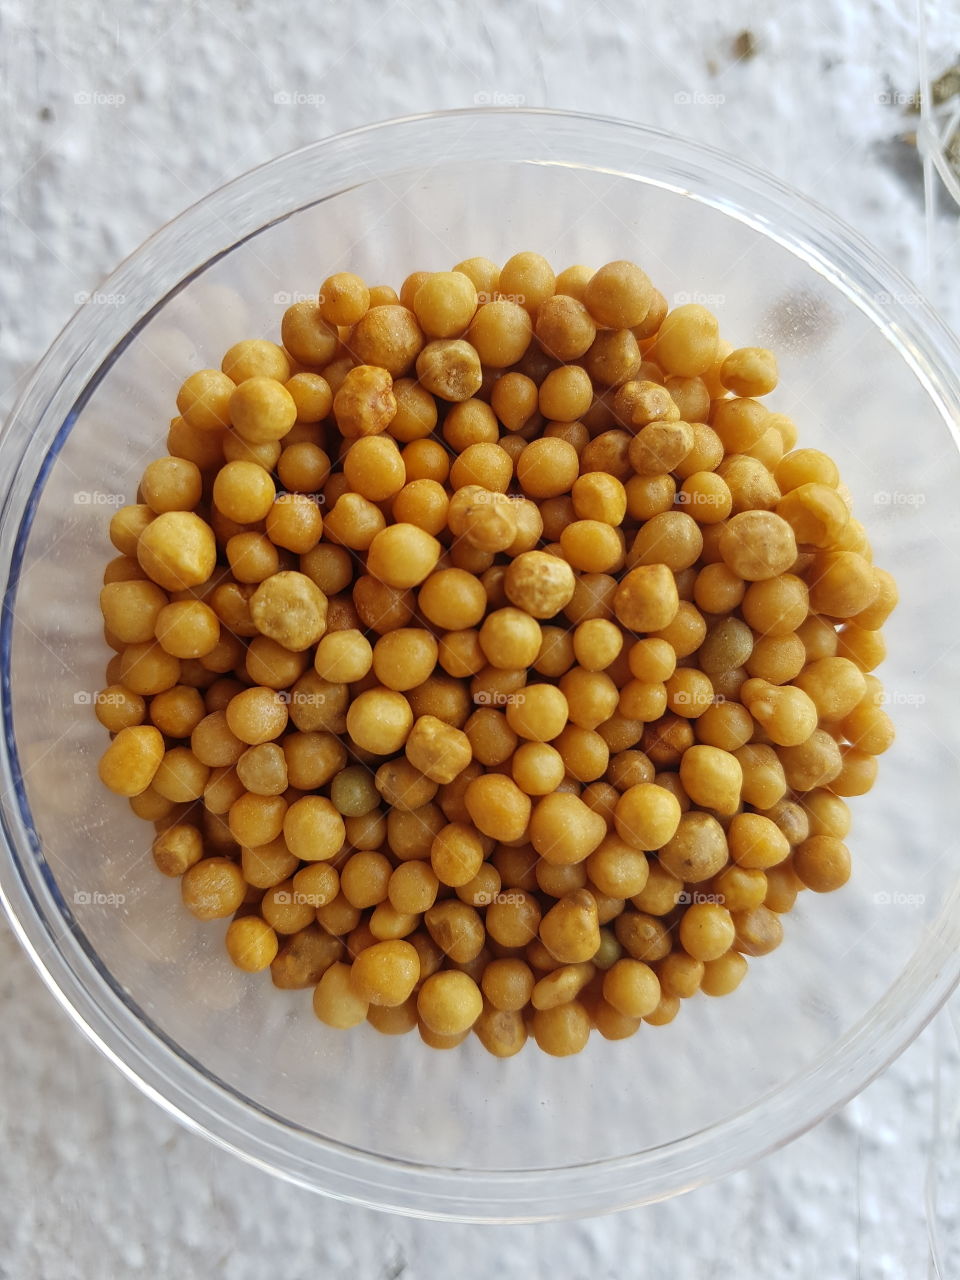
left=1, top=1, right=959, bottom=1276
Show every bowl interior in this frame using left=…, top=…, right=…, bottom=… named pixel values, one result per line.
left=5, top=126, right=960, bottom=1204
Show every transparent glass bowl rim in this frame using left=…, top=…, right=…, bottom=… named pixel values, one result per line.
left=1, top=108, right=959, bottom=1222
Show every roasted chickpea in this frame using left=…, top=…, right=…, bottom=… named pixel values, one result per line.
left=528, top=792, right=606, bottom=866
left=98, top=254, right=895, bottom=1056
left=177, top=368, right=237, bottom=433
left=181, top=857, right=246, bottom=921
left=250, top=571, right=328, bottom=651
left=367, top=523, right=441, bottom=589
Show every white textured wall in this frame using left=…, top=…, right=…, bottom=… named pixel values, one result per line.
left=2, top=1, right=959, bottom=1276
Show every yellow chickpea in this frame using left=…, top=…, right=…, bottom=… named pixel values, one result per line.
left=530, top=961, right=595, bottom=1011
left=740, top=679, right=819, bottom=747
left=424, top=900, right=486, bottom=963
left=529, top=793, right=607, bottom=865
left=181, top=857, right=247, bottom=921
left=333, top=364, right=396, bottom=438
left=580, top=259, right=653, bottom=329
left=727, top=812, right=791, bottom=870
left=539, top=889, right=601, bottom=964
left=807, top=551, right=878, bottom=618
left=265, top=493, right=323, bottom=554
left=228, top=793, right=287, bottom=847
left=614, top=564, right=680, bottom=632
left=701, top=951, right=749, bottom=997
left=283, top=795, right=346, bottom=862
left=100, top=579, right=169, bottom=646
left=679, top=902, right=736, bottom=961
left=841, top=699, right=895, bottom=755
left=603, top=958, right=661, bottom=1018
left=776, top=483, right=849, bottom=549
left=504, top=551, right=576, bottom=619
left=836, top=624, right=887, bottom=673
left=498, top=250, right=556, bottom=314
left=535, top=294, right=597, bottom=361
left=319, top=272, right=370, bottom=326
left=94, top=685, right=146, bottom=734
left=221, top=341, right=290, bottom=386
left=250, top=571, right=328, bottom=652
left=416, top=339, right=483, bottom=402
left=503, top=684, right=567, bottom=743
left=613, top=783, right=682, bottom=851
left=532, top=1001, right=592, bottom=1056
left=387, top=861, right=439, bottom=916
left=511, top=741, right=566, bottom=796
left=793, top=835, right=851, bottom=892
left=366, top=523, right=441, bottom=589
left=152, top=823, right=203, bottom=877
left=659, top=811, right=728, bottom=881
left=350, top=940, right=421, bottom=1007
left=720, top=347, right=779, bottom=397
left=792, top=657, right=866, bottom=722
left=225, top=917, right=279, bottom=973
left=109, top=504, right=154, bottom=557
left=417, top=970, right=484, bottom=1035
left=468, top=300, right=532, bottom=367
left=279, top=300, right=338, bottom=366
left=464, top=774, right=532, bottom=843
left=516, top=437, right=580, bottom=500
left=719, top=511, right=797, bottom=581
left=346, top=688, right=413, bottom=755
left=572, top=618, right=623, bottom=672
left=229, top=376, right=297, bottom=445
left=98, top=725, right=165, bottom=796
left=118, top=639, right=181, bottom=696
left=653, top=304, right=719, bottom=376
left=141, top=456, right=203, bottom=514
left=413, top=271, right=478, bottom=338
left=586, top=835, right=649, bottom=899
left=313, top=962, right=369, bottom=1028
left=402, top=716, right=470, bottom=786
left=678, top=745, right=742, bottom=816
left=177, top=369, right=237, bottom=432
left=479, top=959, right=533, bottom=1013
left=734, top=743, right=787, bottom=810
left=851, top=568, right=898, bottom=630
left=137, top=511, right=217, bottom=592
left=284, top=373, right=333, bottom=426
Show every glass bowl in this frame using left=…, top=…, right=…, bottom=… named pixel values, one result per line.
left=1, top=109, right=959, bottom=1223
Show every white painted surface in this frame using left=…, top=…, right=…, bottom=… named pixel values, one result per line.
left=1, top=0, right=958, bottom=1275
